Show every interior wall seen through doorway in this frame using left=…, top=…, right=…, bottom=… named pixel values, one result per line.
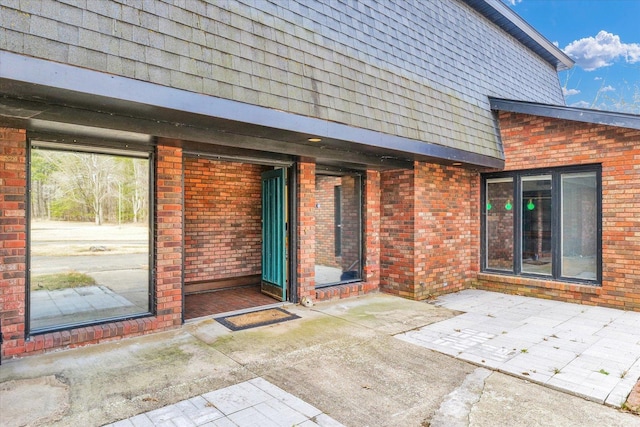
left=183, top=157, right=269, bottom=283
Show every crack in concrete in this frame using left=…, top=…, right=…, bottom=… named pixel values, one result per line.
left=429, top=367, right=492, bottom=427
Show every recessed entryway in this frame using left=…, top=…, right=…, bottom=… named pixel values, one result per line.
left=182, top=156, right=290, bottom=320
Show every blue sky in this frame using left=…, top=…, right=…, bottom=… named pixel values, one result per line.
left=504, top=0, right=640, bottom=113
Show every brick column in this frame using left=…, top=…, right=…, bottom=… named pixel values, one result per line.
left=363, top=170, right=380, bottom=285
left=469, top=173, right=481, bottom=278
left=379, top=163, right=476, bottom=301
left=380, top=168, right=415, bottom=297
left=155, top=144, right=184, bottom=327
left=413, top=162, right=475, bottom=299
left=0, top=128, right=27, bottom=359
left=296, top=160, right=315, bottom=301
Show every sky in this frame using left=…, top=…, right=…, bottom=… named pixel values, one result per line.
left=503, top=0, right=640, bottom=114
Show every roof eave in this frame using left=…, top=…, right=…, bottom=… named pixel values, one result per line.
left=462, top=0, right=574, bottom=71
left=489, top=97, right=640, bottom=130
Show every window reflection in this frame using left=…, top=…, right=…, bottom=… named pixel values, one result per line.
left=29, top=145, right=150, bottom=331
left=485, top=178, right=514, bottom=271
left=314, top=172, right=362, bottom=287
left=521, top=175, right=552, bottom=275
left=561, top=173, right=597, bottom=280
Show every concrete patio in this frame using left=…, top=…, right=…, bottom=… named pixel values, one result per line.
left=398, top=289, right=640, bottom=407
left=1, top=291, right=639, bottom=427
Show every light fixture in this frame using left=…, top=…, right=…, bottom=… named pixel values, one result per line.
left=452, top=162, right=462, bottom=166
left=307, top=138, right=322, bottom=142
left=505, top=199, right=513, bottom=211
left=527, top=199, right=535, bottom=210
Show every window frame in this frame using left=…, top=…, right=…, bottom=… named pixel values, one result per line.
left=314, top=167, right=364, bottom=289
left=481, top=164, right=602, bottom=285
left=26, top=139, right=155, bottom=335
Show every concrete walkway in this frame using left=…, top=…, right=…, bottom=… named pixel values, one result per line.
left=398, top=289, right=640, bottom=407
left=1, top=292, right=639, bottom=427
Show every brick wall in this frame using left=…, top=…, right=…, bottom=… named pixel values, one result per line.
left=0, top=135, right=183, bottom=358
left=414, top=163, right=478, bottom=299
left=379, top=163, right=478, bottom=300
left=0, top=128, right=27, bottom=359
left=363, top=170, right=381, bottom=286
left=183, top=157, right=266, bottom=282
left=296, top=160, right=316, bottom=301
left=478, top=112, right=640, bottom=311
left=154, top=144, right=184, bottom=327
left=380, top=168, right=415, bottom=297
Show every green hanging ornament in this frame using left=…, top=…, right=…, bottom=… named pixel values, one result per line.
left=505, top=200, right=512, bottom=211
left=486, top=201, right=492, bottom=211
left=527, top=199, right=535, bottom=211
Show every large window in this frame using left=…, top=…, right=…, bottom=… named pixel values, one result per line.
left=314, top=169, right=363, bottom=287
left=482, top=166, right=601, bottom=284
left=29, top=142, right=152, bottom=332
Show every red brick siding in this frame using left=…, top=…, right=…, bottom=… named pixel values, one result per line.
left=0, top=135, right=182, bottom=358
left=296, top=160, right=316, bottom=300
left=183, top=158, right=266, bottom=282
left=414, top=163, right=478, bottom=299
left=154, top=144, right=184, bottom=327
left=0, top=128, right=27, bottom=359
left=363, top=170, right=381, bottom=286
left=378, top=163, right=478, bottom=300
left=477, top=112, right=640, bottom=311
left=380, top=168, right=415, bottom=297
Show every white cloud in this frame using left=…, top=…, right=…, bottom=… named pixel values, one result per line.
left=570, top=100, right=591, bottom=108
left=599, top=85, right=615, bottom=93
left=562, top=88, right=581, bottom=96
left=594, top=77, right=602, bottom=81
left=563, top=31, right=640, bottom=71
left=504, top=0, right=522, bottom=5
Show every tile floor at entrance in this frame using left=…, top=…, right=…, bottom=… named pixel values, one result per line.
left=184, top=285, right=279, bottom=320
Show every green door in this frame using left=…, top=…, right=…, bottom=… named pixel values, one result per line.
left=261, top=168, right=287, bottom=301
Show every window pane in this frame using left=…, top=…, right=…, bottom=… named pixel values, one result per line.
left=314, top=173, right=361, bottom=286
left=561, top=173, right=597, bottom=280
left=486, top=178, right=514, bottom=271
left=30, top=147, right=150, bottom=330
left=521, top=175, right=552, bottom=275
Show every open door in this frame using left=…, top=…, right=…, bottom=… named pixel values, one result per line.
left=261, top=168, right=287, bottom=301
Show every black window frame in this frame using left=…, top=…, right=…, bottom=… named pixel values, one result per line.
left=314, top=166, right=364, bottom=289
left=26, top=138, right=155, bottom=335
left=481, top=164, right=602, bottom=285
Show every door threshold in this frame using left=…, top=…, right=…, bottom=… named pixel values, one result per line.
left=185, top=301, right=292, bottom=323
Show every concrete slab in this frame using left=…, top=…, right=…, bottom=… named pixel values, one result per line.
left=0, top=375, right=69, bottom=426
left=471, top=372, right=640, bottom=427
left=1, top=292, right=638, bottom=426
